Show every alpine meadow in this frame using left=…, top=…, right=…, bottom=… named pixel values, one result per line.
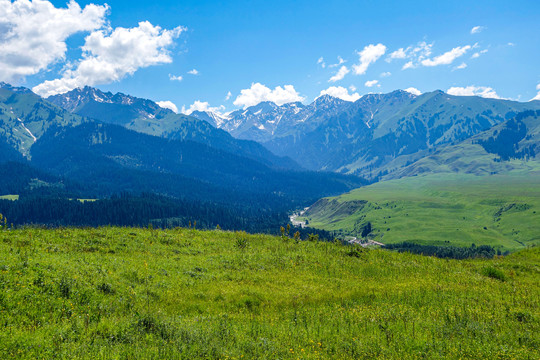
left=1, top=0, right=539, bottom=359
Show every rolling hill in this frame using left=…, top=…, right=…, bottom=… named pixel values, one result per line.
left=297, top=172, right=540, bottom=251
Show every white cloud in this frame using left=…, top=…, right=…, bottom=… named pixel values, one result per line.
left=471, top=49, right=488, bottom=59
left=319, top=86, right=360, bottom=102
left=454, top=62, right=467, bottom=70
left=411, top=42, right=433, bottom=58
left=329, top=65, right=350, bottom=82
left=389, top=41, right=433, bottom=69
left=0, top=0, right=109, bottom=82
left=181, top=100, right=225, bottom=115
left=225, top=91, right=232, bottom=101
left=187, top=68, right=199, bottom=75
left=447, top=86, right=501, bottom=99
left=329, top=56, right=346, bottom=68
left=169, top=74, right=183, bottom=81
left=364, top=80, right=379, bottom=88
left=531, top=84, right=540, bottom=101
left=404, top=87, right=422, bottom=96
left=349, top=85, right=357, bottom=92
left=421, top=45, right=471, bottom=67
left=317, top=57, right=326, bottom=68
left=380, top=71, right=391, bottom=77
left=402, top=61, right=414, bottom=70
left=471, top=26, right=486, bottom=34
left=387, top=48, right=407, bottom=61
left=156, top=100, right=178, bottom=113
left=352, top=43, right=387, bottom=75
left=508, top=42, right=515, bottom=46
left=33, top=21, right=185, bottom=97
left=233, top=83, right=305, bottom=108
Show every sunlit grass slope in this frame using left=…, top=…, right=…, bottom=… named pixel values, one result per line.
left=300, top=173, right=540, bottom=251
left=0, top=227, right=538, bottom=359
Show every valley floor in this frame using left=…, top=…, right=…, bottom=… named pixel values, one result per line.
left=299, top=173, right=540, bottom=251
left=0, top=227, right=538, bottom=359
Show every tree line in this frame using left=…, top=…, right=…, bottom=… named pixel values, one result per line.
left=383, top=242, right=500, bottom=259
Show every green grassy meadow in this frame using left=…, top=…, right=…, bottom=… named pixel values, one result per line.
left=299, top=173, right=540, bottom=251
left=0, top=226, right=538, bottom=359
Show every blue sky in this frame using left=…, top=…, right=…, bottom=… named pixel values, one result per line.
left=2, top=0, right=539, bottom=113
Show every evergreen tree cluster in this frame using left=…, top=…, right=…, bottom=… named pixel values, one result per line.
left=476, top=110, right=539, bottom=161
left=0, top=192, right=335, bottom=238
left=384, top=242, right=498, bottom=259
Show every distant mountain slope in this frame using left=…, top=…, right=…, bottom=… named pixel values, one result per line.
left=384, top=110, right=540, bottom=179
left=47, top=86, right=298, bottom=170
left=0, top=82, right=84, bottom=156
left=190, top=110, right=228, bottom=128
left=191, top=90, right=540, bottom=179
left=29, top=121, right=364, bottom=209
left=190, top=95, right=350, bottom=143
left=264, top=90, right=540, bottom=178
left=0, top=83, right=365, bottom=216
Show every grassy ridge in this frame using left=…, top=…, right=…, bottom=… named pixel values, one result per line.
left=0, top=227, right=538, bottom=359
left=299, top=173, right=540, bottom=251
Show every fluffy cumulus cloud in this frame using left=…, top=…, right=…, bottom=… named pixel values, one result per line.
left=181, top=100, right=225, bottom=115
left=353, top=43, right=387, bottom=75
left=380, top=71, right=391, bottom=78
left=156, top=100, right=178, bottom=113
left=319, top=86, right=361, bottom=102
left=454, top=62, right=467, bottom=70
left=447, top=86, right=501, bottom=99
left=470, top=26, right=486, bottom=34
left=404, top=87, right=422, bottom=96
left=33, top=21, right=185, bottom=97
left=329, top=65, right=350, bottom=82
left=421, top=45, right=471, bottom=67
left=317, top=57, right=326, bottom=68
left=225, top=91, right=232, bottom=101
left=187, top=69, right=199, bottom=75
left=0, top=0, right=109, bottom=82
left=233, top=83, right=305, bottom=108
left=364, top=80, right=379, bottom=88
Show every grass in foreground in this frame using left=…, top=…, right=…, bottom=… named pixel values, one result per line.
left=0, top=227, right=538, bottom=359
left=299, top=173, right=540, bottom=251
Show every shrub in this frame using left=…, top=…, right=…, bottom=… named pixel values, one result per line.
left=235, top=237, right=248, bottom=250
left=482, top=266, right=507, bottom=281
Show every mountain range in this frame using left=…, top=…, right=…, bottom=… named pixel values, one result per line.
left=189, top=90, right=540, bottom=179
left=0, top=83, right=364, bottom=229
left=2, top=81, right=540, bottom=231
